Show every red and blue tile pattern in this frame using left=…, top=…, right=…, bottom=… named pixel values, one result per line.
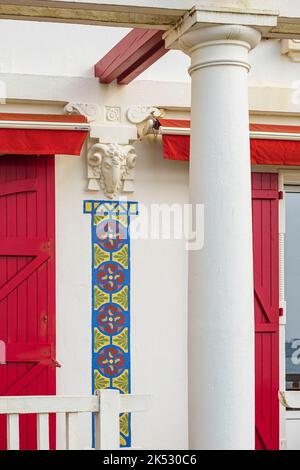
left=84, top=201, right=138, bottom=447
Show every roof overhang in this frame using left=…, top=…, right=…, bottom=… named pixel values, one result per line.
left=0, top=1, right=300, bottom=38
left=0, top=0, right=187, bottom=29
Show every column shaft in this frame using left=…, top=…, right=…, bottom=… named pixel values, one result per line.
left=180, top=25, right=261, bottom=450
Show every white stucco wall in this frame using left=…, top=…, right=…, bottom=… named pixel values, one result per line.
left=0, top=20, right=297, bottom=87
left=0, top=17, right=299, bottom=450
left=55, top=149, right=93, bottom=449
left=55, top=138, right=189, bottom=449
left=130, top=140, right=189, bottom=449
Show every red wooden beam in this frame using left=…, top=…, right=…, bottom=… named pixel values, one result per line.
left=94, top=28, right=169, bottom=85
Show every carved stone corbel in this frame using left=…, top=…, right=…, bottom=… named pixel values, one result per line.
left=127, top=105, right=165, bottom=139
left=64, top=102, right=101, bottom=122
left=87, top=142, right=137, bottom=199
left=65, top=103, right=164, bottom=198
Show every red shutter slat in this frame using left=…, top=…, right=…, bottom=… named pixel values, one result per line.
left=252, top=172, right=280, bottom=450
left=0, top=155, right=56, bottom=450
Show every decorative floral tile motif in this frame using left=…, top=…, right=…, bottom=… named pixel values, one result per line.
left=84, top=200, right=138, bottom=448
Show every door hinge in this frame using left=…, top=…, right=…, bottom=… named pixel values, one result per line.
left=279, top=191, right=284, bottom=200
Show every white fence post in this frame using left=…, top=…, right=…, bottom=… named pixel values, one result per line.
left=7, top=414, right=19, bottom=450
left=66, top=412, right=80, bottom=450
left=94, top=390, right=120, bottom=450
left=37, top=413, right=50, bottom=450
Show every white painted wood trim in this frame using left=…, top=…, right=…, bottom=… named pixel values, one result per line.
left=0, top=396, right=99, bottom=414
left=66, top=412, right=80, bottom=450
left=278, top=172, right=287, bottom=449
left=279, top=173, right=286, bottom=321
left=0, top=392, right=152, bottom=450
left=37, top=414, right=50, bottom=450
left=120, top=394, right=152, bottom=413
left=7, top=414, right=19, bottom=450
left=286, top=410, right=300, bottom=419
left=281, top=170, right=300, bottom=186
left=0, top=120, right=90, bottom=131
left=0, top=394, right=152, bottom=415
left=97, top=390, right=120, bottom=450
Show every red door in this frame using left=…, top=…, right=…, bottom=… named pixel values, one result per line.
left=252, top=172, right=280, bottom=450
left=0, top=155, right=56, bottom=450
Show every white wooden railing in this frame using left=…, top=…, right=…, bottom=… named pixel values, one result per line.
left=0, top=390, right=151, bottom=450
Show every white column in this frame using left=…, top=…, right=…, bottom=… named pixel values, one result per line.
left=179, top=25, right=261, bottom=450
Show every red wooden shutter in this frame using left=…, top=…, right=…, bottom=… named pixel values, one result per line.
left=0, top=155, right=56, bottom=450
left=252, top=172, right=279, bottom=450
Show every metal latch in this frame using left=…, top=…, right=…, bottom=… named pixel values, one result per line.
left=51, top=358, right=61, bottom=368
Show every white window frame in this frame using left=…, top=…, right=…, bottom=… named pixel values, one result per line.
left=278, top=170, right=300, bottom=450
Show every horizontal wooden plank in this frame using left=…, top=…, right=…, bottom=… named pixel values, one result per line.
left=0, top=179, right=37, bottom=197
left=0, top=239, right=46, bottom=256
left=252, top=190, right=279, bottom=200
left=255, top=324, right=278, bottom=332
left=0, top=396, right=99, bottom=415
left=5, top=343, right=52, bottom=363
left=0, top=392, right=152, bottom=417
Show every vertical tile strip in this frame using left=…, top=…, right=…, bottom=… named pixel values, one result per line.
left=84, top=201, right=138, bottom=448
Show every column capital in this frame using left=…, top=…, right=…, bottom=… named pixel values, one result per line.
left=178, top=24, right=261, bottom=75
left=179, top=24, right=261, bottom=55
left=164, top=5, right=275, bottom=50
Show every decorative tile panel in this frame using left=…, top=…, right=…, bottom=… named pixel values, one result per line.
left=84, top=200, right=137, bottom=448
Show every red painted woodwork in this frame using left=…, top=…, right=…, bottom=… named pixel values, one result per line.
left=0, top=114, right=88, bottom=156
left=95, top=29, right=168, bottom=84
left=0, top=129, right=87, bottom=156
left=0, top=113, right=87, bottom=123
left=252, top=172, right=279, bottom=450
left=158, top=119, right=300, bottom=166
left=0, top=155, right=56, bottom=450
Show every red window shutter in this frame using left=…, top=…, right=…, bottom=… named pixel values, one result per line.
left=0, top=155, right=56, bottom=450
left=252, top=172, right=280, bottom=450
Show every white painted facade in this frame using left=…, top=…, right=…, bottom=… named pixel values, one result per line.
left=56, top=136, right=189, bottom=450
left=1, top=1, right=300, bottom=450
